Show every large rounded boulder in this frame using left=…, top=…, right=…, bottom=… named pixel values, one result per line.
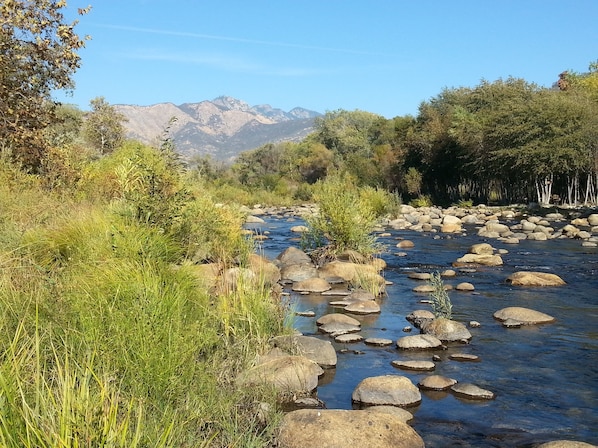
left=277, top=409, right=425, bottom=448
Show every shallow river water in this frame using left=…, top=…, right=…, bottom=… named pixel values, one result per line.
left=252, top=213, right=598, bottom=447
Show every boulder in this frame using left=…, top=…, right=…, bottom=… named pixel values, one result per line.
left=317, top=313, right=361, bottom=327
left=536, top=441, right=597, bottom=448
left=451, top=383, right=495, bottom=400
left=271, top=335, right=337, bottom=369
left=418, top=374, right=457, bottom=390
left=352, top=375, right=421, bottom=407
left=396, top=240, right=415, bottom=249
left=420, top=317, right=472, bottom=342
left=281, top=264, right=318, bottom=282
left=236, top=355, right=323, bottom=395
left=396, top=334, right=443, bottom=350
left=506, top=271, right=565, bottom=286
left=469, top=243, right=494, bottom=255
left=493, top=306, right=556, bottom=325
left=454, top=253, right=503, bottom=266
left=277, top=246, right=312, bottom=266
left=455, top=282, right=475, bottom=291
left=277, top=409, right=425, bottom=448
left=292, top=277, right=332, bottom=293
left=344, top=300, right=381, bottom=315
left=391, top=360, right=436, bottom=371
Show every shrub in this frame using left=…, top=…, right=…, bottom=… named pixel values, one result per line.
left=409, top=194, right=433, bottom=208
left=302, top=173, right=382, bottom=257
left=428, top=272, right=453, bottom=319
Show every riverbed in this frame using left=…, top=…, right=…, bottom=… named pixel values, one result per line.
left=254, top=212, right=598, bottom=447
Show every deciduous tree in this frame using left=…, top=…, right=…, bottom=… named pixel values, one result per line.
left=0, top=0, right=90, bottom=170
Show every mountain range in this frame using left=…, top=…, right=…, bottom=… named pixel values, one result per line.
left=114, top=96, right=321, bottom=161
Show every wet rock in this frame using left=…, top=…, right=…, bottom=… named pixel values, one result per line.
left=346, top=289, right=376, bottom=302
left=418, top=374, right=457, bottom=390
left=290, top=225, right=309, bottom=233
left=506, top=271, right=566, bottom=286
left=397, top=334, right=443, bottom=350
left=294, top=310, right=316, bottom=317
left=493, top=306, right=556, bottom=325
left=451, top=383, right=495, bottom=400
left=277, top=409, right=425, bottom=448
left=271, top=335, right=337, bottom=369
left=391, top=360, right=436, bottom=371
left=468, top=320, right=481, bottom=328
left=413, top=284, right=434, bottom=293
left=352, top=375, right=422, bottom=407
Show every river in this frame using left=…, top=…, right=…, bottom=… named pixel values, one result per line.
left=252, top=212, right=598, bottom=447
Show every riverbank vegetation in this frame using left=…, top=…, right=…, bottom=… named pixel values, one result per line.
left=1, top=1, right=597, bottom=444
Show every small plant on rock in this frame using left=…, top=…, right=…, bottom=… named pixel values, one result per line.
left=428, top=272, right=452, bottom=319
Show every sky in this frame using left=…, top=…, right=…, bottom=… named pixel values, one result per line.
left=54, top=0, right=598, bottom=118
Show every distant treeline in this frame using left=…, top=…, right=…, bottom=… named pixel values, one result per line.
left=219, top=65, right=598, bottom=207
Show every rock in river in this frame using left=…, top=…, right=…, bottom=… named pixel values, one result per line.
left=277, top=409, right=425, bottom=448
left=493, top=307, right=556, bottom=325
left=505, top=271, right=566, bottom=286
left=397, top=334, right=443, bottom=350
left=352, top=375, right=422, bottom=407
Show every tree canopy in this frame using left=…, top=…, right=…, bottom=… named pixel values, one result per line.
left=0, top=0, right=89, bottom=170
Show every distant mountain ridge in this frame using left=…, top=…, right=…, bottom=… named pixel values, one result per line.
left=114, top=96, right=321, bottom=160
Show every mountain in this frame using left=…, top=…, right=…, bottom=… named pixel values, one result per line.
left=114, top=96, right=321, bottom=161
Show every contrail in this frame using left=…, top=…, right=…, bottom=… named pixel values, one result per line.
left=95, top=23, right=386, bottom=57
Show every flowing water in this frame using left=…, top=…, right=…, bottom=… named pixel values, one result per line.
left=252, top=213, right=598, bottom=447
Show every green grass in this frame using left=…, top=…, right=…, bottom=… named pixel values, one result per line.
left=0, top=156, right=288, bottom=447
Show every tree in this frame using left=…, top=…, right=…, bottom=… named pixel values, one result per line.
left=83, top=97, right=127, bottom=154
left=0, top=0, right=90, bottom=170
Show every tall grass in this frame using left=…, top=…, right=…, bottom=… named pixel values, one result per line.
left=0, top=154, right=287, bottom=446
left=428, top=272, right=453, bottom=319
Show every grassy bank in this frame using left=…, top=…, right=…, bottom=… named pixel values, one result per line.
left=0, top=147, right=287, bottom=447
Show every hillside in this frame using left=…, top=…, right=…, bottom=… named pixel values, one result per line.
left=114, top=96, right=321, bottom=161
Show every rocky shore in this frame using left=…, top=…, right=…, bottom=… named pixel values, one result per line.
left=238, top=203, right=597, bottom=447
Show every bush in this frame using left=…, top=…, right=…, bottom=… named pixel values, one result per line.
left=302, top=173, right=382, bottom=257
left=428, top=272, right=453, bottom=319
left=409, top=194, right=433, bottom=208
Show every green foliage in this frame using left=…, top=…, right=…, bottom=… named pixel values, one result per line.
left=404, top=167, right=423, bottom=196
left=428, top=272, right=453, bottom=319
left=0, top=0, right=90, bottom=170
left=0, top=151, right=287, bottom=446
left=111, top=141, right=191, bottom=233
left=409, top=194, right=433, bottom=208
left=358, top=185, right=401, bottom=217
left=302, top=173, right=381, bottom=257
left=83, top=97, right=127, bottom=154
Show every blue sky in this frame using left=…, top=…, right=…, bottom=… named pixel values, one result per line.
left=55, top=0, right=598, bottom=118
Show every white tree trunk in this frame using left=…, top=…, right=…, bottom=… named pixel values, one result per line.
left=536, top=174, right=553, bottom=205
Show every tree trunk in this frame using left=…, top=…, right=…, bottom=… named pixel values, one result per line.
left=536, top=174, right=553, bottom=205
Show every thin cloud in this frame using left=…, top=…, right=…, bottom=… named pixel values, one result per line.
left=96, top=23, right=387, bottom=57
left=116, top=49, right=336, bottom=77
